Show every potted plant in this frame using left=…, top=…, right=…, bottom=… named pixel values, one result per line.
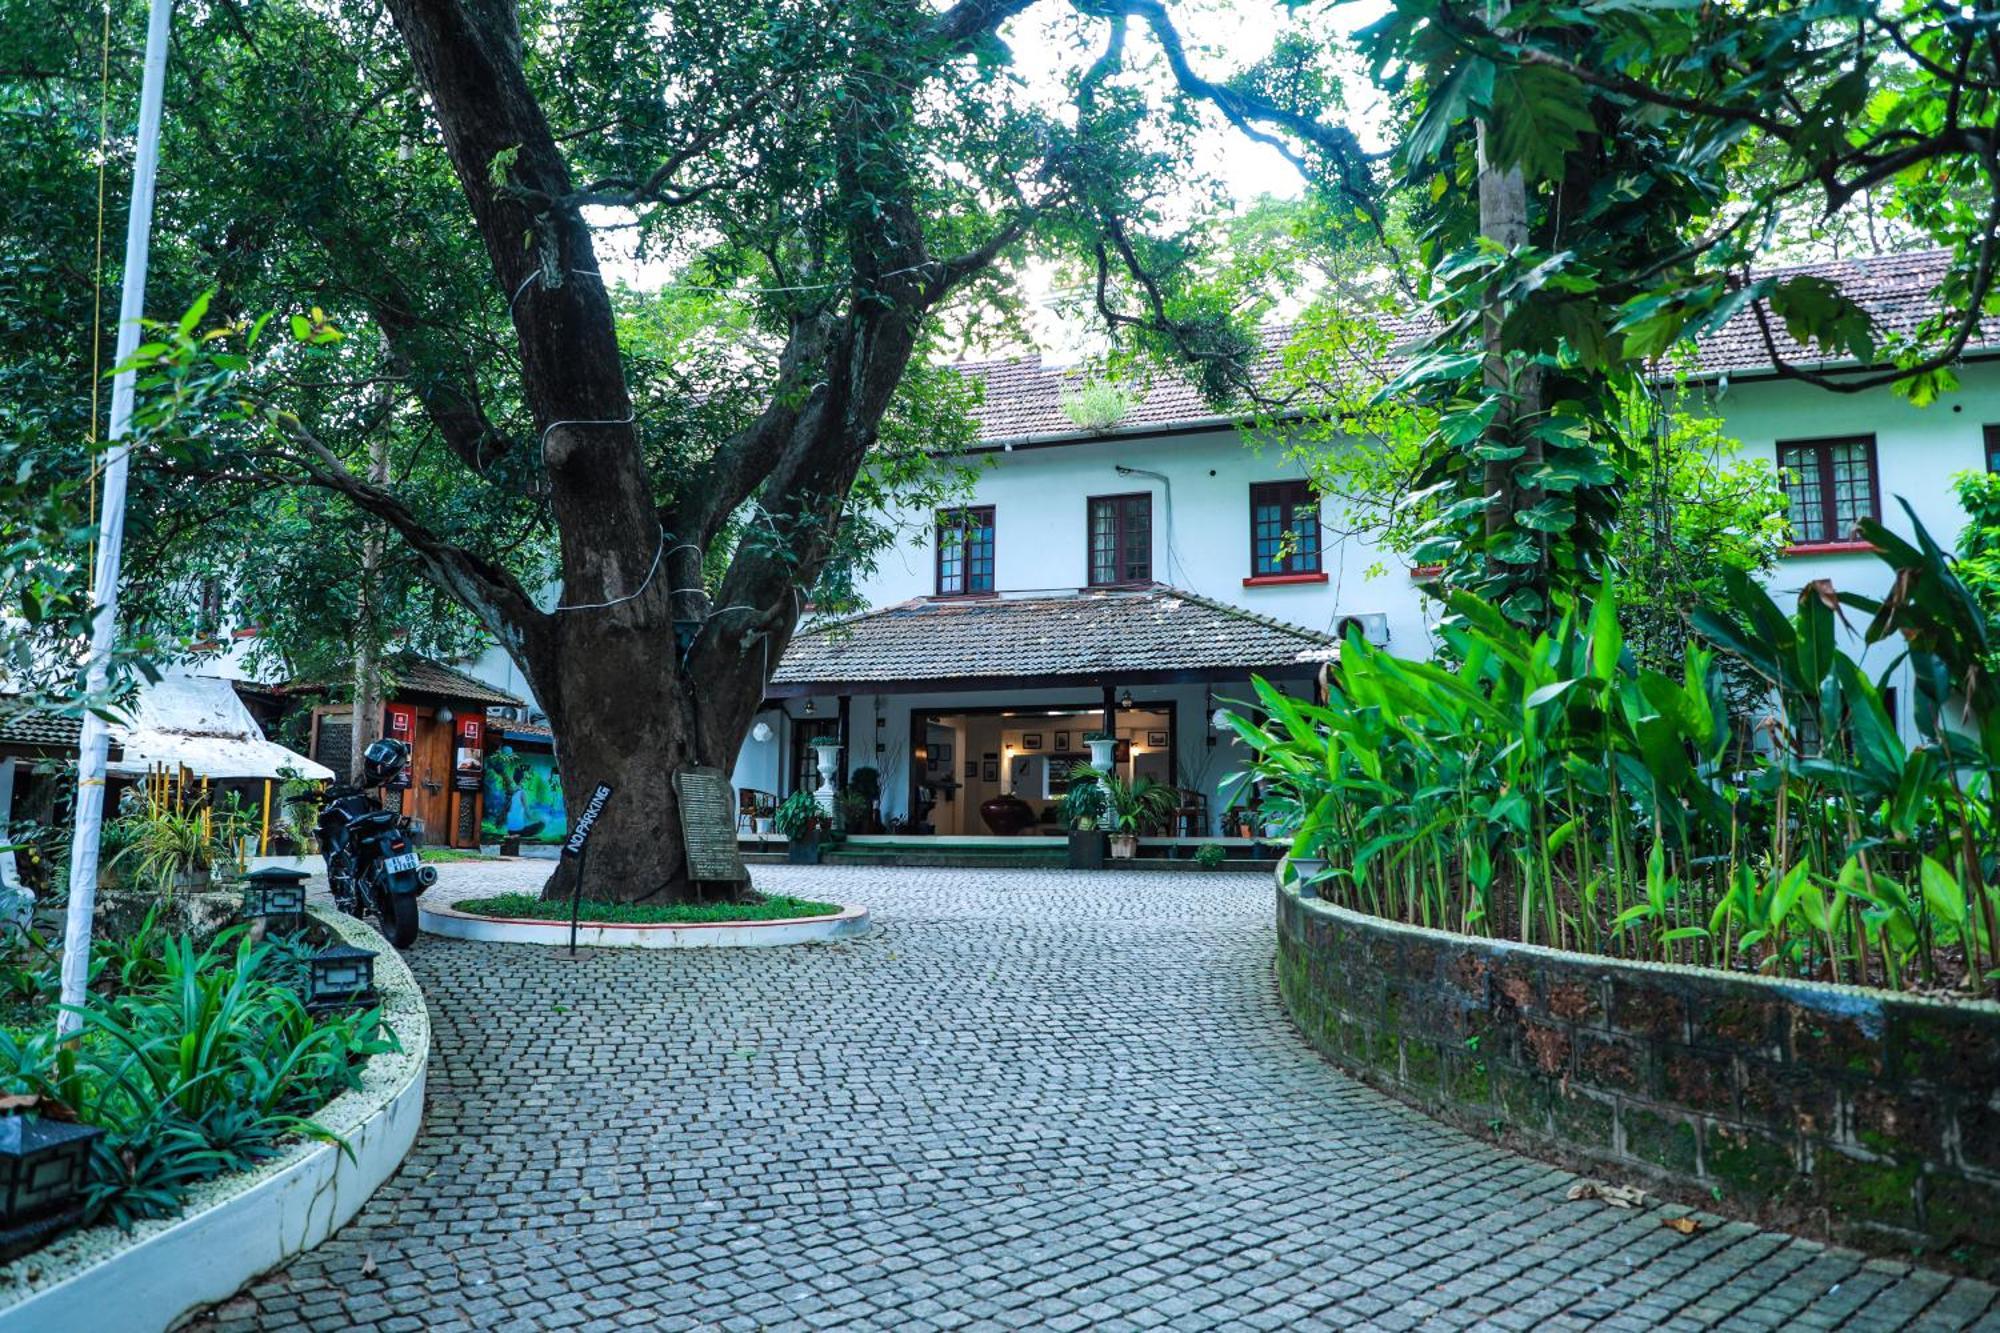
left=752, top=796, right=776, bottom=835
left=1058, top=763, right=1109, bottom=869
left=1194, top=843, right=1227, bottom=871
left=835, top=788, right=872, bottom=834
left=1101, top=773, right=1177, bottom=860
left=847, top=767, right=884, bottom=834
left=774, top=790, right=829, bottom=864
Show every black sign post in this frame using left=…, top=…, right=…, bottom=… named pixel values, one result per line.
left=562, top=783, right=614, bottom=958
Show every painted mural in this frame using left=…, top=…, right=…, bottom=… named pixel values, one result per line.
left=481, top=746, right=567, bottom=844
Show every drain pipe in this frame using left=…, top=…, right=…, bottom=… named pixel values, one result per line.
left=1113, top=464, right=1188, bottom=586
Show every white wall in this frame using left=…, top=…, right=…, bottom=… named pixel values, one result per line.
left=859, top=429, right=1442, bottom=658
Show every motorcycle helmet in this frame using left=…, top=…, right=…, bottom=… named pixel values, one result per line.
left=362, top=737, right=411, bottom=785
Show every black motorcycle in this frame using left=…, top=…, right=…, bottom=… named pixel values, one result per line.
left=318, top=737, right=437, bottom=947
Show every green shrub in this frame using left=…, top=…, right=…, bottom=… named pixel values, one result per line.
left=1195, top=844, right=1227, bottom=870
left=1229, top=506, right=2000, bottom=996
left=0, top=921, right=395, bottom=1232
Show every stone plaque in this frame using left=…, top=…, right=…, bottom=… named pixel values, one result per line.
left=673, top=767, right=749, bottom=884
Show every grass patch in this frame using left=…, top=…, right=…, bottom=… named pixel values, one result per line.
left=455, top=892, right=843, bottom=924
left=421, top=847, right=495, bottom=863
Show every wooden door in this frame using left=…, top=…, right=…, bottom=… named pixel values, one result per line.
left=406, top=712, right=453, bottom=843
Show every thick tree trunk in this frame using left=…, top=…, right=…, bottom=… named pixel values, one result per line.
left=380, top=0, right=939, bottom=905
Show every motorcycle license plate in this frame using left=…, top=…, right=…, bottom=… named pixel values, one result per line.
left=383, top=852, right=420, bottom=874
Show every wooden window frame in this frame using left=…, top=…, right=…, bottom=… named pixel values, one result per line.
left=1087, top=492, right=1154, bottom=587
left=1246, top=480, right=1324, bottom=582
left=1985, top=424, right=2000, bottom=474
left=934, top=505, right=996, bottom=597
left=1776, top=435, right=1880, bottom=550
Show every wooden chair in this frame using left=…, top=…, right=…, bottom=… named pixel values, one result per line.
left=1173, top=788, right=1209, bottom=839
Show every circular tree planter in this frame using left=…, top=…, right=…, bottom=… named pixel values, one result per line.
left=0, top=907, right=429, bottom=1333
left=421, top=899, right=869, bottom=948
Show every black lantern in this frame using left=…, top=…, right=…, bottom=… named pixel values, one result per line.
left=0, top=1114, right=103, bottom=1258
left=1118, top=689, right=1135, bottom=710
left=306, top=944, right=379, bottom=1013
left=242, top=866, right=309, bottom=925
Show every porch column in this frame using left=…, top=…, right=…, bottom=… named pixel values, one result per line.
left=1101, top=683, right=1115, bottom=738
left=837, top=695, right=851, bottom=781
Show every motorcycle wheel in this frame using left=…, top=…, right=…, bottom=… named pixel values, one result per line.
left=382, top=892, right=419, bottom=949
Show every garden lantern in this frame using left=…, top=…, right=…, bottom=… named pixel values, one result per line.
left=242, top=866, right=309, bottom=925
left=306, top=943, right=379, bottom=1013
left=0, top=1115, right=103, bottom=1255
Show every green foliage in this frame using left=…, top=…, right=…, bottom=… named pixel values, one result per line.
left=1951, top=471, right=2000, bottom=635
left=1194, top=844, right=1228, bottom=871
left=1099, top=772, right=1177, bottom=836
left=108, top=784, right=256, bottom=895
left=1230, top=512, right=2000, bottom=995
left=1057, top=763, right=1109, bottom=832
left=456, top=893, right=840, bottom=924
left=772, top=790, right=825, bottom=841
left=0, top=921, right=395, bottom=1232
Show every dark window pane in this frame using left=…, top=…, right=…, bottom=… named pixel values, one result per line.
left=1087, top=495, right=1151, bottom=585
left=1777, top=444, right=1827, bottom=543
left=937, top=506, right=994, bottom=595
left=1248, top=481, right=1321, bottom=575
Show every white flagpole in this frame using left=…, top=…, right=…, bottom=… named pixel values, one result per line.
left=59, top=0, right=176, bottom=1040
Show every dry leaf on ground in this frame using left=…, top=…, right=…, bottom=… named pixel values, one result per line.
left=1663, top=1216, right=1701, bottom=1235
left=361, top=1254, right=378, bottom=1277
left=1566, top=1181, right=1648, bottom=1209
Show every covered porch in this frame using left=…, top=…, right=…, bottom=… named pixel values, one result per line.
left=740, top=586, right=1336, bottom=842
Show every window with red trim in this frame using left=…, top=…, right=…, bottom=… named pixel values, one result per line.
left=1087, top=493, right=1152, bottom=586
left=936, top=506, right=995, bottom=596
left=1777, top=436, right=1879, bottom=545
left=1249, top=481, right=1322, bottom=577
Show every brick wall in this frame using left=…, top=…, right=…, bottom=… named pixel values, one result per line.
left=1276, top=881, right=2000, bottom=1276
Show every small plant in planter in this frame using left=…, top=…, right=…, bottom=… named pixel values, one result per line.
left=1194, top=843, right=1227, bottom=871
left=1058, top=763, right=1109, bottom=869
left=774, top=790, right=832, bottom=864
left=1101, top=774, right=1177, bottom=859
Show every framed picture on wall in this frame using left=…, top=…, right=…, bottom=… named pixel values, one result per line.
left=935, top=742, right=953, bottom=765
left=1021, top=733, right=1043, bottom=750
left=1053, top=730, right=1070, bottom=751
left=964, top=760, right=978, bottom=778
left=1146, top=729, right=1168, bottom=747
left=982, top=759, right=999, bottom=781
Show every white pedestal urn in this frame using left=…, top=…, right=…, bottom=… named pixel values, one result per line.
left=811, top=742, right=843, bottom=817
left=1086, top=736, right=1118, bottom=774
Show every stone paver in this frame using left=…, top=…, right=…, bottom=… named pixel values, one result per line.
left=193, top=864, right=2000, bottom=1331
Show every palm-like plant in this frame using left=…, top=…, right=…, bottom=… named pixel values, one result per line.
left=1100, top=773, right=1178, bottom=835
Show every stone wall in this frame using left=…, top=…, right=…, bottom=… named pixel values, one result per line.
left=1276, top=881, right=2000, bottom=1276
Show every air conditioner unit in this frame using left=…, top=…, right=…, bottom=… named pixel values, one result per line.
left=1334, top=612, right=1390, bottom=647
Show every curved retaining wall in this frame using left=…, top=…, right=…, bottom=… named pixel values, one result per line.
left=1276, top=879, right=2000, bottom=1275
left=0, top=907, right=429, bottom=1331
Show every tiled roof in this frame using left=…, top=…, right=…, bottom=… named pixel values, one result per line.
left=957, top=249, right=1994, bottom=445
left=388, top=656, right=525, bottom=708
left=487, top=711, right=553, bottom=742
left=0, top=705, right=82, bottom=751
left=771, top=586, right=1336, bottom=688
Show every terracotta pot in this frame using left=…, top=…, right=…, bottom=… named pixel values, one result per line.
left=979, top=793, right=1036, bottom=836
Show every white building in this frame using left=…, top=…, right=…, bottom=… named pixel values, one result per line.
left=735, top=250, right=2000, bottom=836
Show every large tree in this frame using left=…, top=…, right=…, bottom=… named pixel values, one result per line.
left=3, top=0, right=1365, bottom=901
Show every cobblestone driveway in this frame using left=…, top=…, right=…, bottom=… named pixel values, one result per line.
left=199, top=864, right=1998, bottom=1331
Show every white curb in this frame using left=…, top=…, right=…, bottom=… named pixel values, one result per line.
left=420, top=900, right=870, bottom=948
